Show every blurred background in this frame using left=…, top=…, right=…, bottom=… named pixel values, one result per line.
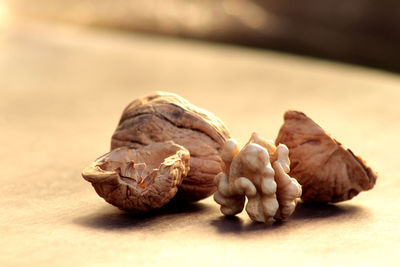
left=2, top=2, right=400, bottom=266
left=2, top=0, right=400, bottom=72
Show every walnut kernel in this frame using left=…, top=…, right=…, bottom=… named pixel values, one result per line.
left=214, top=133, right=302, bottom=222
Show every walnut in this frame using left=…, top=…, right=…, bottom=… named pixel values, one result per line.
left=276, top=111, right=378, bottom=203
left=214, top=133, right=302, bottom=222
left=110, top=92, right=231, bottom=201
left=82, top=141, right=190, bottom=212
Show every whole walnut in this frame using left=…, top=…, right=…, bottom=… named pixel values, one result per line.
left=111, top=92, right=231, bottom=201
left=276, top=111, right=377, bottom=203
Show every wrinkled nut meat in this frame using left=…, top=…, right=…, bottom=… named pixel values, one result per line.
left=111, top=92, right=230, bottom=201
left=214, top=133, right=302, bottom=222
left=82, top=141, right=190, bottom=212
left=276, top=111, right=377, bottom=203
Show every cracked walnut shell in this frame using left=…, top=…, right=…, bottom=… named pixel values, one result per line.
left=82, top=141, right=190, bottom=212
left=214, top=133, right=302, bottom=222
left=111, top=92, right=231, bottom=201
left=276, top=111, right=377, bottom=203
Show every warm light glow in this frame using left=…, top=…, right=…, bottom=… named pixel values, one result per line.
left=222, top=0, right=268, bottom=29
left=0, top=2, right=10, bottom=26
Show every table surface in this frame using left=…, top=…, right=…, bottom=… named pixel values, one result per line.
left=1, top=19, right=400, bottom=267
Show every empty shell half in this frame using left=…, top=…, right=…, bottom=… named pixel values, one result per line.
left=82, top=141, right=190, bottom=212
left=276, top=111, right=377, bottom=203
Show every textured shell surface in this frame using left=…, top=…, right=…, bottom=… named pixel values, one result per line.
left=276, top=111, right=377, bottom=203
left=82, top=141, right=190, bottom=212
left=111, top=92, right=231, bottom=201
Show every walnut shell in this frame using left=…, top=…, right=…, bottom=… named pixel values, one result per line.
left=82, top=141, right=190, bottom=212
left=111, top=92, right=231, bottom=201
left=275, top=111, right=377, bottom=203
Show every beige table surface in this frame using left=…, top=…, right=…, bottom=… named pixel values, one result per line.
left=1, top=19, right=400, bottom=267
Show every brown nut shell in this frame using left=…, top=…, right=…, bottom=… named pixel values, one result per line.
left=82, top=141, right=190, bottom=212
left=275, top=111, right=377, bottom=203
left=111, top=92, right=231, bottom=201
